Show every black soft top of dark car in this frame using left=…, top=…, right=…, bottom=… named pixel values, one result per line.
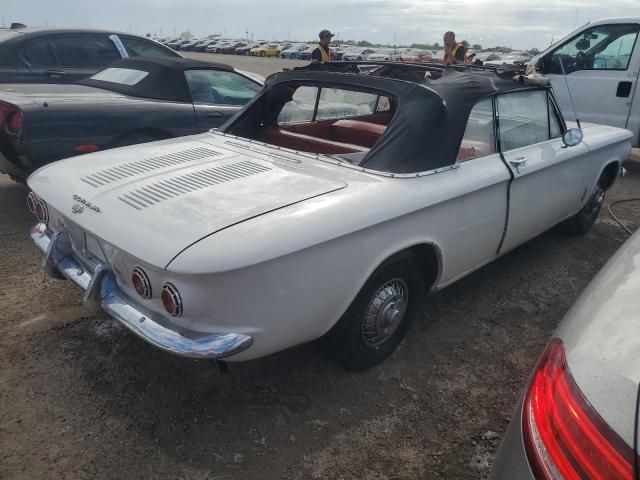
left=222, top=64, right=549, bottom=173
left=79, top=57, right=235, bottom=103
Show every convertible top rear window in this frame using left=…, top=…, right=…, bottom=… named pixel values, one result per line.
left=91, top=67, right=149, bottom=85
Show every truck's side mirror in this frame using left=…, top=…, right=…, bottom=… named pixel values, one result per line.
left=563, top=128, right=583, bottom=147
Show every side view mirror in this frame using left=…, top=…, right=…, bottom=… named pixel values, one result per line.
left=563, top=128, right=583, bottom=147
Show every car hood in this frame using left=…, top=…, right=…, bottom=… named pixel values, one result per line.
left=27, top=134, right=346, bottom=269
left=555, top=229, right=640, bottom=447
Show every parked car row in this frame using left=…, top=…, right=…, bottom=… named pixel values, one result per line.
left=148, top=35, right=442, bottom=63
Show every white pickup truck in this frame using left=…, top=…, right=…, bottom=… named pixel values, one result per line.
left=530, top=17, right=640, bottom=147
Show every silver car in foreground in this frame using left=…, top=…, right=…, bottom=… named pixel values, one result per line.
left=491, top=229, right=640, bottom=479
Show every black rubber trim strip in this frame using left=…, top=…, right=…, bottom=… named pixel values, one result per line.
left=633, top=381, right=640, bottom=480
left=494, top=94, right=514, bottom=256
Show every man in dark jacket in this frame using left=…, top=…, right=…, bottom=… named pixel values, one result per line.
left=311, top=29, right=334, bottom=63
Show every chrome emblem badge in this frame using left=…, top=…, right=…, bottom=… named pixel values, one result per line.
left=71, top=194, right=102, bottom=214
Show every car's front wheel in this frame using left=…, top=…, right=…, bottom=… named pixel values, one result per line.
left=324, top=252, right=419, bottom=370
left=558, top=183, right=605, bottom=235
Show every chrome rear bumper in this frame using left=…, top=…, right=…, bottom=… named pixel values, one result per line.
left=30, top=223, right=253, bottom=359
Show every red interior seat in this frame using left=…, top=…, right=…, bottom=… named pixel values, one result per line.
left=262, top=128, right=368, bottom=155
left=330, top=120, right=387, bottom=148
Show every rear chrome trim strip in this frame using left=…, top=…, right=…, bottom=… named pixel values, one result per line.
left=29, top=223, right=253, bottom=359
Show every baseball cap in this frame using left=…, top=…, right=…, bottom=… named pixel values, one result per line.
left=319, top=30, right=335, bottom=39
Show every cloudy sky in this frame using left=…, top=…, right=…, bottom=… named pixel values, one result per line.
left=4, top=0, right=640, bottom=49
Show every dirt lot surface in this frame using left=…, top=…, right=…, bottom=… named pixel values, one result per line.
left=184, top=51, right=305, bottom=78
left=1, top=64, right=639, bottom=478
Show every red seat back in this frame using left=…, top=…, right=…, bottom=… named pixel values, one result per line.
left=330, top=120, right=387, bottom=148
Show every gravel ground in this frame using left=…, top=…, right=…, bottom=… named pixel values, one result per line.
left=184, top=51, right=305, bottom=77
left=0, top=62, right=639, bottom=478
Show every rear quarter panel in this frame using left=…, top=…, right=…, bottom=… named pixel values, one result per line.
left=578, top=124, right=632, bottom=202
left=29, top=98, right=200, bottom=168
left=166, top=159, right=510, bottom=359
left=555, top=230, right=640, bottom=448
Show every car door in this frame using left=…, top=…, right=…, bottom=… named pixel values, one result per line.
left=541, top=22, right=640, bottom=131
left=184, top=69, right=262, bottom=132
left=442, top=97, right=513, bottom=280
left=498, top=89, right=589, bottom=254
left=47, top=35, right=122, bottom=83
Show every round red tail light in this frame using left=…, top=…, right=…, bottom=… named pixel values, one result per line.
left=7, top=111, right=23, bottom=134
left=131, top=267, right=152, bottom=299
left=35, top=199, right=49, bottom=224
left=27, top=192, right=38, bottom=214
left=161, top=283, right=182, bottom=317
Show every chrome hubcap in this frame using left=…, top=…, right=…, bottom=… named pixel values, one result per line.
left=587, top=186, right=605, bottom=217
left=361, top=278, right=408, bottom=348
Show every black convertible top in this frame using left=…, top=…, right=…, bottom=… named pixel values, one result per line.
left=79, top=57, right=235, bottom=103
left=221, top=65, right=548, bottom=173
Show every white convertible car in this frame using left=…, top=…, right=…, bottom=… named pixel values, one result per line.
left=26, top=63, right=632, bottom=370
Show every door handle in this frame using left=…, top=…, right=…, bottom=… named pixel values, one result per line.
left=509, top=157, right=528, bottom=169
left=205, top=111, right=224, bottom=119
left=45, top=69, right=65, bottom=78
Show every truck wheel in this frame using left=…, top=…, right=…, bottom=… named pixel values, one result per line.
left=558, top=183, right=605, bottom=235
left=324, top=252, right=418, bottom=370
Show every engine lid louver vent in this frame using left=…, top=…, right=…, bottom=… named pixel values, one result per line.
left=118, top=160, right=271, bottom=210
left=81, top=147, right=221, bottom=188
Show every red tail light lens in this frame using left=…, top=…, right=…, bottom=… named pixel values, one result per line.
left=7, top=111, right=23, bottom=134
left=523, top=339, right=634, bottom=480
left=161, top=283, right=182, bottom=317
left=131, top=267, right=152, bottom=299
left=35, top=199, right=49, bottom=224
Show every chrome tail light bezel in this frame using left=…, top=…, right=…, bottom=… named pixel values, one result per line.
left=131, top=266, right=152, bottom=299
left=161, top=283, right=183, bottom=317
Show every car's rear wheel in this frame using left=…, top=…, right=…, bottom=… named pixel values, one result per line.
left=323, top=252, right=418, bottom=370
left=260, top=51, right=266, bottom=57
left=558, top=183, right=605, bottom=235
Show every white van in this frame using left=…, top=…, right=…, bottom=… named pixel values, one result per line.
left=530, top=18, right=640, bottom=147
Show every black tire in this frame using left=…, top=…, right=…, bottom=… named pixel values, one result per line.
left=558, top=183, right=605, bottom=235
left=112, top=133, right=161, bottom=148
left=323, top=252, right=419, bottom=371
left=260, top=51, right=266, bottom=57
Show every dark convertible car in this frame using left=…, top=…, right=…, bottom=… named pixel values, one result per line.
left=0, top=57, right=262, bottom=180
